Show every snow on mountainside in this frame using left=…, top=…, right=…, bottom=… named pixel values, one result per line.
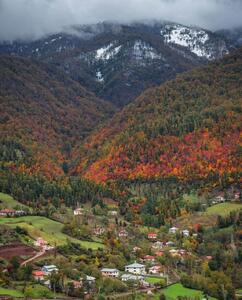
left=132, top=40, right=162, bottom=61
left=0, top=22, right=236, bottom=107
left=161, top=24, right=229, bottom=60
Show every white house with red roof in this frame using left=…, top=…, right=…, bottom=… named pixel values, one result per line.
left=33, top=270, right=45, bottom=282
left=142, top=255, right=155, bottom=263
left=148, top=233, right=157, bottom=240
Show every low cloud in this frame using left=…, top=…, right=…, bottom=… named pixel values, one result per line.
left=0, top=0, right=242, bottom=42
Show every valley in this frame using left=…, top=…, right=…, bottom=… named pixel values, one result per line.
left=0, top=18, right=241, bottom=300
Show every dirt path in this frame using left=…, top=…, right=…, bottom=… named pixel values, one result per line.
left=21, top=249, right=45, bottom=266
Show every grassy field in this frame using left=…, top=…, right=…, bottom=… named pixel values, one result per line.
left=157, top=283, right=216, bottom=300
left=0, top=287, right=24, bottom=298
left=206, top=202, right=242, bottom=216
left=146, top=276, right=165, bottom=285
left=0, top=215, right=104, bottom=250
left=175, top=202, right=242, bottom=228
left=0, top=193, right=29, bottom=209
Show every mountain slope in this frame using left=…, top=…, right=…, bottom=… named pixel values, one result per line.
left=0, top=22, right=234, bottom=107
left=74, top=49, right=242, bottom=185
left=0, top=55, right=115, bottom=178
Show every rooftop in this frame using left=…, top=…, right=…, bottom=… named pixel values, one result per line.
left=101, top=268, right=119, bottom=272
left=126, top=262, right=145, bottom=268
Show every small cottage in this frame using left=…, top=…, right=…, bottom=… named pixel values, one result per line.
left=148, top=233, right=157, bottom=240
left=32, top=270, right=45, bottom=281
left=42, top=265, right=59, bottom=275
left=101, top=268, right=119, bottom=278
left=169, top=227, right=178, bottom=234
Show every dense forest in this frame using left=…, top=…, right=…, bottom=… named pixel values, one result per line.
left=0, top=55, right=115, bottom=179
left=74, top=48, right=242, bottom=187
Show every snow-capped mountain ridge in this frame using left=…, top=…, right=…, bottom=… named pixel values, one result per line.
left=161, top=24, right=229, bottom=60
left=0, top=21, right=237, bottom=107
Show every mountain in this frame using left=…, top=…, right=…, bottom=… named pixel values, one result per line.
left=0, top=55, right=115, bottom=178
left=74, top=48, right=242, bottom=185
left=0, top=22, right=234, bottom=107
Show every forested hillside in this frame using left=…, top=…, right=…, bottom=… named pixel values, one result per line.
left=0, top=55, right=115, bottom=179
left=74, top=48, right=242, bottom=186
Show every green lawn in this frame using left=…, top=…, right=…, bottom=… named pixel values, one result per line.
left=24, top=284, right=54, bottom=299
left=0, top=215, right=104, bottom=250
left=0, top=287, right=24, bottom=298
left=206, top=202, right=242, bottom=216
left=157, top=283, right=216, bottom=300
left=0, top=193, right=28, bottom=209
left=146, top=276, right=165, bottom=285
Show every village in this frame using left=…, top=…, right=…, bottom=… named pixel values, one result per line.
left=0, top=190, right=241, bottom=299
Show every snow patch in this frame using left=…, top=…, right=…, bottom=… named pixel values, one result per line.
left=95, top=43, right=122, bottom=60
left=96, top=70, right=104, bottom=82
left=161, top=24, right=214, bottom=59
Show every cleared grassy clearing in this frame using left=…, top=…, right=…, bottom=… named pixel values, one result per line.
left=0, top=287, right=24, bottom=298
left=0, top=215, right=104, bottom=250
left=206, top=202, right=242, bottom=216
left=158, top=283, right=216, bottom=300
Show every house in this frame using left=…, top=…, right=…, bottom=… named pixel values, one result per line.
left=101, top=268, right=119, bottom=278
left=121, top=274, right=144, bottom=282
left=169, top=227, right=178, bottom=234
left=34, top=237, right=47, bottom=248
left=166, top=241, right=175, bottom=247
left=72, top=280, right=82, bottom=289
left=74, top=208, right=84, bottom=216
left=0, top=209, right=16, bottom=217
left=152, top=241, right=163, bottom=250
left=118, top=229, right=128, bottom=238
left=42, top=265, right=59, bottom=275
left=32, top=270, right=45, bottom=281
left=93, top=227, right=105, bottom=236
left=108, top=210, right=118, bottom=216
left=125, top=262, right=146, bottom=275
left=0, top=209, right=25, bottom=217
left=132, top=246, right=141, bottom=253
left=149, top=265, right=162, bottom=275
left=148, top=233, right=157, bottom=240
left=155, top=251, right=164, bottom=257
left=179, top=249, right=187, bottom=256
left=193, top=223, right=201, bottom=232
left=15, top=210, right=26, bottom=216
left=213, top=195, right=225, bottom=204
left=205, top=256, right=213, bottom=261
left=182, top=229, right=190, bottom=237
left=234, top=192, right=240, bottom=200
left=86, top=275, right=96, bottom=284
left=142, top=255, right=155, bottom=263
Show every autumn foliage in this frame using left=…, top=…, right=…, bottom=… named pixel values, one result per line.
left=75, top=49, right=242, bottom=185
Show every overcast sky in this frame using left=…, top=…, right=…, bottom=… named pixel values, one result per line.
left=0, top=0, right=242, bottom=42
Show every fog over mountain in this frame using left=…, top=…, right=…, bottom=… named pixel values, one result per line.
left=0, top=0, right=242, bottom=42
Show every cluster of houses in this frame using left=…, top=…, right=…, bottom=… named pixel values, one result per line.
left=32, top=264, right=59, bottom=283
left=100, top=260, right=167, bottom=287
left=211, top=192, right=241, bottom=205
left=0, top=209, right=26, bottom=217
left=33, top=264, right=95, bottom=290
left=92, top=227, right=129, bottom=238
left=101, top=262, right=153, bottom=287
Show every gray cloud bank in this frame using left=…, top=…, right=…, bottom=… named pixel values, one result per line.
left=0, top=0, right=242, bottom=42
